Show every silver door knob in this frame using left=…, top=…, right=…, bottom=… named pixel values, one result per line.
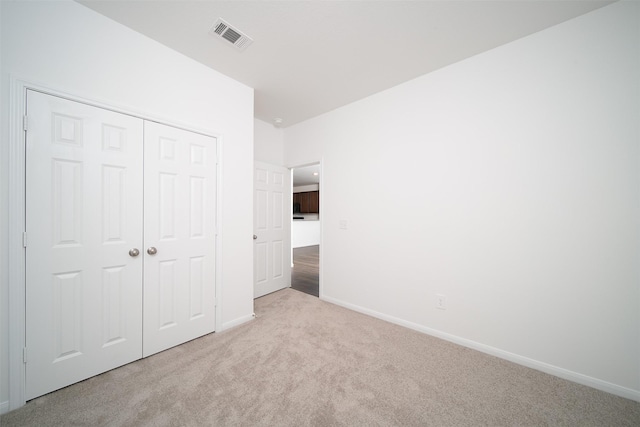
left=147, top=247, right=157, bottom=255
left=253, top=235, right=257, bottom=240
left=129, top=248, right=140, bottom=257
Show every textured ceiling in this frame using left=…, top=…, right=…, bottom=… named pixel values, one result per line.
left=78, top=0, right=614, bottom=127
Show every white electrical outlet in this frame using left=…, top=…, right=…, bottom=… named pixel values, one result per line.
left=339, top=220, right=348, bottom=230
left=436, top=294, right=447, bottom=310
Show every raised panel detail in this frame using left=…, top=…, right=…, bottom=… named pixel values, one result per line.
left=53, top=271, right=83, bottom=362
left=272, top=240, right=283, bottom=279
left=256, top=168, right=268, bottom=184
left=255, top=242, right=267, bottom=284
left=159, top=137, right=176, bottom=161
left=190, top=144, right=205, bottom=165
left=190, top=177, right=205, bottom=238
left=53, top=113, right=83, bottom=146
left=159, top=173, right=176, bottom=240
left=102, top=166, right=125, bottom=243
left=102, top=266, right=126, bottom=347
left=273, top=172, right=283, bottom=186
left=272, top=191, right=283, bottom=230
left=189, top=257, right=204, bottom=319
left=102, top=124, right=126, bottom=152
left=256, top=189, right=268, bottom=231
left=159, top=260, right=177, bottom=330
left=52, top=159, right=83, bottom=247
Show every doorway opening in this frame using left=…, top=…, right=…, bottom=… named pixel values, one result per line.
left=291, top=163, right=320, bottom=297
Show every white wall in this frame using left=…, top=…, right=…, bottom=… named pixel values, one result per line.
left=254, top=118, right=284, bottom=165
left=285, top=1, right=640, bottom=400
left=0, top=0, right=254, bottom=409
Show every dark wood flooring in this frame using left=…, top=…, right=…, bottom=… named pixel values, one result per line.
left=291, top=245, right=319, bottom=297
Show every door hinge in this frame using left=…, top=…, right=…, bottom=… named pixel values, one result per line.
left=23, top=115, right=28, bottom=131
left=22, top=231, right=27, bottom=248
left=23, top=347, right=27, bottom=364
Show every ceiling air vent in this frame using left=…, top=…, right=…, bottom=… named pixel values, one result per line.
left=209, top=18, right=253, bottom=51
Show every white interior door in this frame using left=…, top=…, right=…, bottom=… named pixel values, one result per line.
left=254, top=162, right=291, bottom=298
left=25, top=90, right=144, bottom=400
left=143, top=121, right=217, bottom=357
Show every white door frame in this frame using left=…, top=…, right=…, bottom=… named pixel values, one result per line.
left=288, top=159, right=323, bottom=299
left=7, top=77, right=224, bottom=410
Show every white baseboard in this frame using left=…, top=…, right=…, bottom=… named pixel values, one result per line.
left=1, top=400, right=9, bottom=415
left=221, top=313, right=255, bottom=331
left=321, top=295, right=640, bottom=403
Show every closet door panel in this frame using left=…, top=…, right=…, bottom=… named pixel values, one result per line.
left=25, top=90, right=144, bottom=400
left=143, top=121, right=217, bottom=357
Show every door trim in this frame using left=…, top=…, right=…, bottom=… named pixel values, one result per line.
left=7, top=77, right=224, bottom=410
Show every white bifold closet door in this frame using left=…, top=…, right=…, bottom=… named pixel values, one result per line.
left=25, top=90, right=216, bottom=400
left=142, top=121, right=217, bottom=357
left=25, top=91, right=144, bottom=400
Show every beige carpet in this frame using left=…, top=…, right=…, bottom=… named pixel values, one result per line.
left=2, top=288, right=639, bottom=426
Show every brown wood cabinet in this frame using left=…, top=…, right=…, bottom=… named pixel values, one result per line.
left=293, top=191, right=319, bottom=213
